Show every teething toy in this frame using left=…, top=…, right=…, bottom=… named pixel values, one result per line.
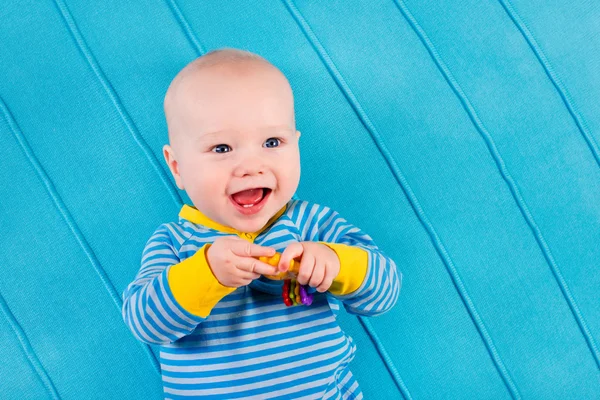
left=258, top=252, right=315, bottom=307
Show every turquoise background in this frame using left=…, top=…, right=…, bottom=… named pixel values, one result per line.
left=1, top=1, right=599, bottom=398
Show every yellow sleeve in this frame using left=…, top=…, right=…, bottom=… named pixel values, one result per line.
left=318, top=242, right=368, bottom=296
left=167, top=243, right=237, bottom=318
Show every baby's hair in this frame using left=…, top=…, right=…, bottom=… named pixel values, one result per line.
left=186, top=47, right=271, bottom=71
left=164, top=48, right=276, bottom=146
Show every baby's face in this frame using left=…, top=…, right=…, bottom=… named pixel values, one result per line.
left=163, top=62, right=301, bottom=233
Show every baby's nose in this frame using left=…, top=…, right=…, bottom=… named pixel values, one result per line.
left=234, top=162, right=266, bottom=178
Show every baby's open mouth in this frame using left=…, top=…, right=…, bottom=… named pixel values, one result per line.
left=230, top=188, right=272, bottom=212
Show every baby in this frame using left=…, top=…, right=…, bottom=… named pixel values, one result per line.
left=122, top=47, right=402, bottom=400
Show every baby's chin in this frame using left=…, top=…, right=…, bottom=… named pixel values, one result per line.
left=228, top=214, right=272, bottom=234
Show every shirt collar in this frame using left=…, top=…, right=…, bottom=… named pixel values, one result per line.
left=178, top=202, right=289, bottom=241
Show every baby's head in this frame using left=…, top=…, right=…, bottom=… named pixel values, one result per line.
left=162, top=48, right=301, bottom=233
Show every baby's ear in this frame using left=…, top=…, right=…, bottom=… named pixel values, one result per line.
left=296, top=130, right=301, bottom=139
left=163, top=144, right=185, bottom=190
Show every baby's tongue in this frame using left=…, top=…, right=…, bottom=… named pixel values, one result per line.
left=231, top=188, right=264, bottom=205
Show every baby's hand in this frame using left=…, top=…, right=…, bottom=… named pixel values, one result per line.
left=279, top=242, right=340, bottom=293
left=206, top=236, right=279, bottom=288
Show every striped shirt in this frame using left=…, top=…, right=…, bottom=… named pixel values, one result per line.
left=122, top=198, right=402, bottom=399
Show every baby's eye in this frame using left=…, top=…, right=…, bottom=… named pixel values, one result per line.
left=264, top=137, right=282, bottom=148
left=212, top=144, right=231, bottom=153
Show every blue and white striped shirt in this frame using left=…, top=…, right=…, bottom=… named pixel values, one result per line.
left=122, top=198, right=402, bottom=399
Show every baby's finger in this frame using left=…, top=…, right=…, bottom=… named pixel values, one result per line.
left=317, top=266, right=337, bottom=293
left=308, top=261, right=326, bottom=288
left=296, top=253, right=315, bottom=285
left=279, top=242, right=304, bottom=272
left=238, top=270, right=261, bottom=281
left=236, top=256, right=279, bottom=276
left=231, top=239, right=276, bottom=258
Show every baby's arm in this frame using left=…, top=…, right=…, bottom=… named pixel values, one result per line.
left=306, top=204, right=403, bottom=317
left=121, top=224, right=235, bottom=345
